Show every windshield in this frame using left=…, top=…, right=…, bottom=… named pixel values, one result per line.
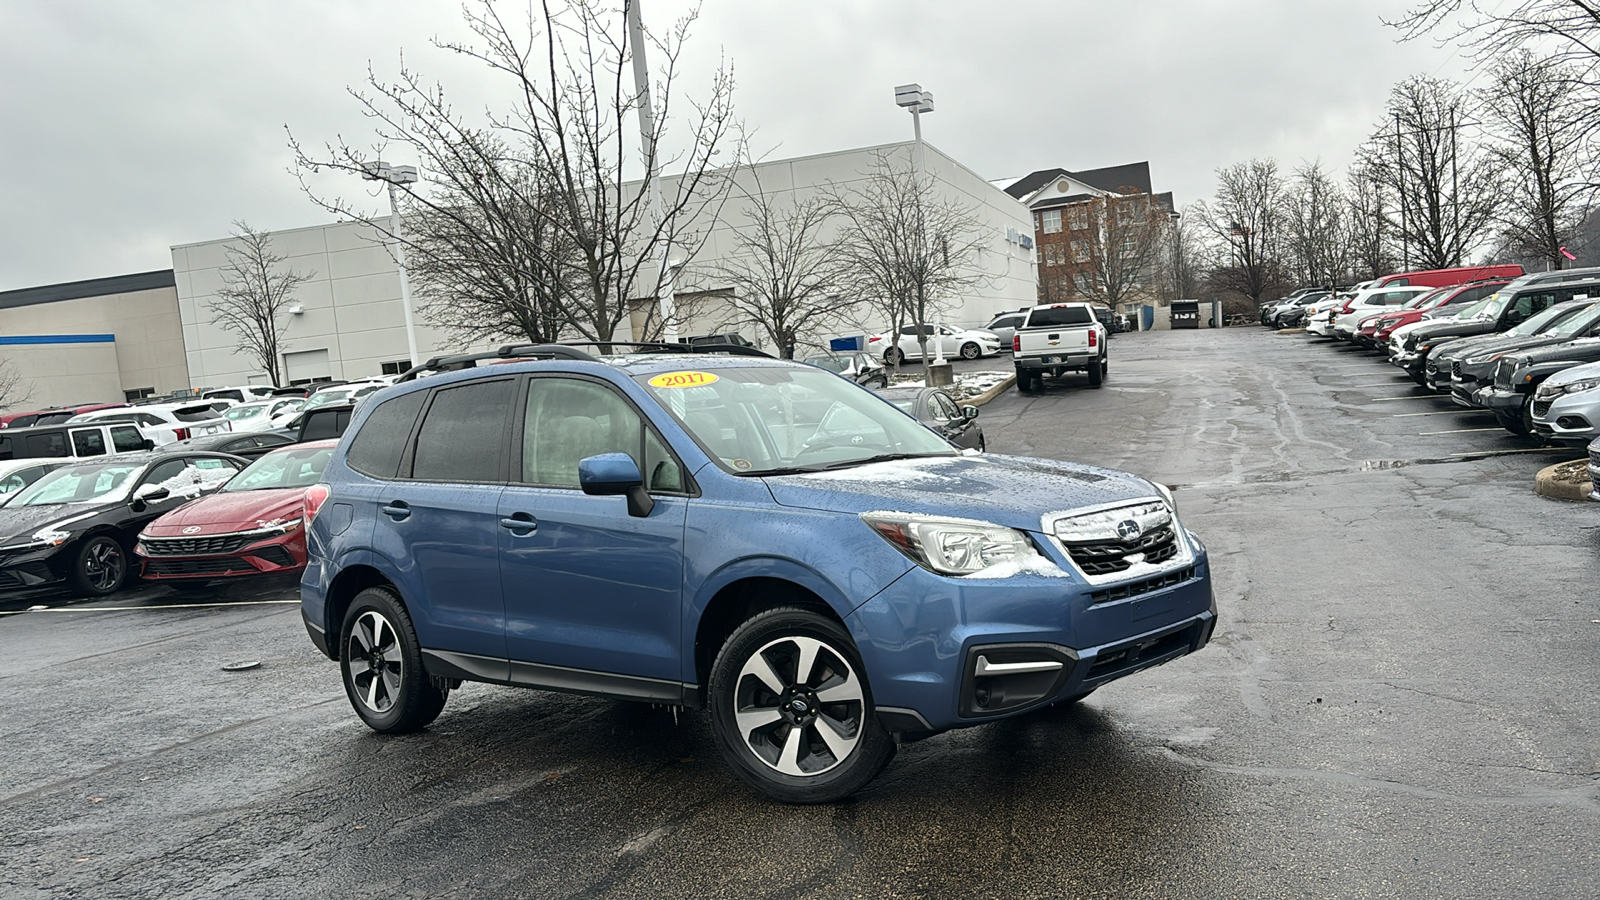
left=637, top=366, right=955, bottom=475
left=304, top=389, right=352, bottom=411
left=1540, top=304, right=1600, bottom=337
left=1451, top=299, right=1493, bottom=320
left=805, top=356, right=849, bottom=374
left=1505, top=303, right=1581, bottom=337
left=8, top=462, right=144, bottom=507
left=1405, top=288, right=1449, bottom=309
left=225, top=403, right=268, bottom=422
left=224, top=445, right=334, bottom=492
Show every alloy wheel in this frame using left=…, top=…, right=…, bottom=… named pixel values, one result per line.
left=346, top=610, right=403, bottom=714
left=733, top=635, right=864, bottom=777
left=83, top=541, right=125, bottom=592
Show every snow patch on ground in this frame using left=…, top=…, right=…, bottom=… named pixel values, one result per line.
left=889, top=370, right=1010, bottom=401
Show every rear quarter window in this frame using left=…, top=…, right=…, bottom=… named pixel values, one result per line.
left=410, top=380, right=514, bottom=482
left=347, top=391, right=426, bottom=478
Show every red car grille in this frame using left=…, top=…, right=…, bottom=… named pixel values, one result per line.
left=142, top=534, right=255, bottom=556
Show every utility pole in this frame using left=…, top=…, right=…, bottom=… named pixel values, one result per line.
left=626, top=0, right=677, bottom=343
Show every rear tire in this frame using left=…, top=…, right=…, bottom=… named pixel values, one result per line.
left=1015, top=370, right=1032, bottom=393
left=1087, top=355, right=1105, bottom=387
left=339, top=586, right=448, bottom=733
left=884, top=348, right=903, bottom=366
left=709, top=607, right=895, bottom=803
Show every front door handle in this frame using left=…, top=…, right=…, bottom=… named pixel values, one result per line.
left=500, top=513, right=538, bottom=536
left=381, top=501, right=411, bottom=521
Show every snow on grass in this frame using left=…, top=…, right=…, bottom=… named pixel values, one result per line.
left=888, top=370, right=1010, bottom=401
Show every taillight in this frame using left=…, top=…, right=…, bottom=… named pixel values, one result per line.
left=304, top=483, right=332, bottom=524
left=1012, top=334, right=1021, bottom=352
left=868, top=336, right=882, bottom=343
left=1088, top=328, right=1098, bottom=348
left=173, top=428, right=190, bottom=441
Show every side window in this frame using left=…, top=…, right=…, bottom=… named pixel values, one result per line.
left=348, top=391, right=426, bottom=478
left=899, top=325, right=917, bottom=337
left=301, top=411, right=346, bottom=442
left=931, top=392, right=961, bottom=421
left=521, top=378, right=681, bottom=492
left=71, top=429, right=108, bottom=457
left=142, top=459, right=190, bottom=489
left=26, top=432, right=68, bottom=458
left=110, top=426, right=145, bottom=453
left=411, top=380, right=513, bottom=482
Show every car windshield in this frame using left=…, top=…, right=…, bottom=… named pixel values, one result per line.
left=225, top=403, right=268, bottom=421
left=1451, top=298, right=1494, bottom=320
left=7, top=462, right=145, bottom=507
left=805, top=356, right=849, bottom=374
left=637, top=365, right=955, bottom=475
left=1404, top=288, right=1448, bottom=309
left=224, top=445, right=335, bottom=492
left=1539, top=304, right=1600, bottom=337
left=304, top=389, right=352, bottom=411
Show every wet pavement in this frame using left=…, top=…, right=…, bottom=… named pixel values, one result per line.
left=3, top=328, right=1598, bottom=898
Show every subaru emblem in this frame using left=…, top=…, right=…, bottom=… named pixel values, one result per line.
left=1115, top=519, right=1142, bottom=540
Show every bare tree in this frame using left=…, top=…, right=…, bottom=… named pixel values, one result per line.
left=1161, top=205, right=1204, bottom=302
left=1193, top=159, right=1289, bottom=305
left=710, top=170, right=853, bottom=357
left=211, top=223, right=310, bottom=385
left=826, top=152, right=989, bottom=378
left=1346, top=163, right=1397, bottom=281
left=290, top=0, right=743, bottom=349
left=1357, top=76, right=1503, bottom=269
left=1481, top=50, right=1595, bottom=269
left=0, top=358, right=32, bottom=412
left=1280, top=161, right=1350, bottom=287
left=1070, top=193, right=1172, bottom=313
left=1391, top=1, right=1600, bottom=81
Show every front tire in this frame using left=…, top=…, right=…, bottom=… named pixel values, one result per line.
left=709, top=607, right=894, bottom=803
left=71, top=536, right=129, bottom=596
left=959, top=342, right=980, bottom=360
left=339, top=586, right=448, bottom=733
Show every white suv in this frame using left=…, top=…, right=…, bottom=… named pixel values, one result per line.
left=67, top=401, right=232, bottom=445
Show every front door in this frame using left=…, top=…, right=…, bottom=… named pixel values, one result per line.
left=498, top=376, right=688, bottom=685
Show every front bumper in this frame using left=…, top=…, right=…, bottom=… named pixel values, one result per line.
left=136, top=532, right=307, bottom=581
left=1531, top=392, right=1600, bottom=443
left=848, top=544, right=1215, bottom=733
left=1475, top=386, right=1525, bottom=411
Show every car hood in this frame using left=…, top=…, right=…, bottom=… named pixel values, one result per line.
left=0, top=502, right=115, bottom=544
left=1508, top=336, right=1600, bottom=367
left=143, top=488, right=304, bottom=534
left=761, top=454, right=1161, bottom=532
left=1452, top=334, right=1577, bottom=365
left=1411, top=319, right=1494, bottom=342
left=1542, top=359, right=1600, bottom=388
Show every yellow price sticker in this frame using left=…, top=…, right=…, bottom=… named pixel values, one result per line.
left=647, top=371, right=719, bottom=389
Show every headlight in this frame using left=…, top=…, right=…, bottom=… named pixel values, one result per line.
left=0, top=525, right=73, bottom=552
left=1539, top=377, right=1600, bottom=399
left=862, top=512, right=1039, bottom=575
left=1152, top=481, right=1176, bottom=512
left=247, top=517, right=303, bottom=537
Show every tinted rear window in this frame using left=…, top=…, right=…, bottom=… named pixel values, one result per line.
left=173, top=405, right=220, bottom=423
left=1027, top=306, right=1094, bottom=327
left=411, top=380, right=514, bottom=482
left=347, top=391, right=426, bottom=478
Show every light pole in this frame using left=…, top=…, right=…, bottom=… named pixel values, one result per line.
left=362, top=160, right=421, bottom=368
left=894, top=83, right=949, bottom=374
left=627, top=0, right=678, bottom=343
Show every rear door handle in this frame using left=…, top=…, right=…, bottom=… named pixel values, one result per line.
left=500, top=513, right=538, bottom=536
left=381, top=501, right=411, bottom=521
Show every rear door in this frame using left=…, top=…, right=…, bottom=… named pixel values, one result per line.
left=497, top=374, right=689, bottom=686
left=373, top=380, right=515, bottom=662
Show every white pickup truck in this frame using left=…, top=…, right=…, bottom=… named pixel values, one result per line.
left=1012, top=302, right=1109, bottom=393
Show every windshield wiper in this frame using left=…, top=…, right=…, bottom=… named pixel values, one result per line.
left=816, top=451, right=955, bottom=471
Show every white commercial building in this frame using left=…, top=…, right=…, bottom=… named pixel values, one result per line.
left=165, top=140, right=1037, bottom=386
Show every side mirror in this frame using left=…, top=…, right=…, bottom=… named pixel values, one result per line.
left=131, top=483, right=170, bottom=510
left=578, top=453, right=654, bottom=518
left=961, top=405, right=980, bottom=421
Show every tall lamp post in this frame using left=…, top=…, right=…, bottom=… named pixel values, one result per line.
left=627, top=0, right=678, bottom=343
left=363, top=160, right=421, bottom=368
left=894, top=83, right=951, bottom=378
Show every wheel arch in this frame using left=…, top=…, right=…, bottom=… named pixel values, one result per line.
left=690, top=567, right=853, bottom=694
left=322, top=564, right=401, bottom=661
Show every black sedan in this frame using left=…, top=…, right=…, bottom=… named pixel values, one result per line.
left=160, top=431, right=296, bottom=459
left=0, top=451, right=248, bottom=598
left=804, top=351, right=890, bottom=388
left=878, top=386, right=985, bottom=451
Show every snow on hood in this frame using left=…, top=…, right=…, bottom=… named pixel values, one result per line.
left=761, top=453, right=1161, bottom=533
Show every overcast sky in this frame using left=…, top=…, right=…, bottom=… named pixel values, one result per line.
left=0, top=0, right=1475, bottom=291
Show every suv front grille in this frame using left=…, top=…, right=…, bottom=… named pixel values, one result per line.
left=1450, top=360, right=1462, bottom=379
left=1589, top=446, right=1600, bottom=467
left=141, top=534, right=255, bottom=556
left=1090, top=566, right=1198, bottom=604
left=1533, top=399, right=1553, bottom=418
left=1062, top=525, right=1180, bottom=576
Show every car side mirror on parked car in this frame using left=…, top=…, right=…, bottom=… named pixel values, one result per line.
left=961, top=405, right=980, bottom=420
left=131, top=483, right=170, bottom=510
left=578, top=453, right=655, bottom=518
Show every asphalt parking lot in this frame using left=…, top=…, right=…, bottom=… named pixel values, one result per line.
left=4, top=328, right=1598, bottom=898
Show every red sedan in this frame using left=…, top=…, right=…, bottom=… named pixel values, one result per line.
left=1373, top=280, right=1510, bottom=345
left=136, top=440, right=337, bottom=586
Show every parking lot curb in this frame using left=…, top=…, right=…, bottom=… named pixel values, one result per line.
left=1534, top=459, right=1594, bottom=502
left=969, top=374, right=1017, bottom=407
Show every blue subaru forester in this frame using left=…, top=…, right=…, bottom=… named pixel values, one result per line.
left=300, top=344, right=1215, bottom=803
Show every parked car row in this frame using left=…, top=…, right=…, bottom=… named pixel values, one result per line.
left=1290, top=265, right=1600, bottom=502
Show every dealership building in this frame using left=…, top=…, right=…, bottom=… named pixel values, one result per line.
left=1, top=140, right=1037, bottom=408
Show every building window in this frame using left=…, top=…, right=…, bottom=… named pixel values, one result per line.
left=1041, top=209, right=1062, bottom=233
left=380, top=359, right=414, bottom=376
left=1042, top=243, right=1065, bottom=267
left=1074, top=273, right=1094, bottom=294
left=1068, top=207, right=1089, bottom=230
left=290, top=376, right=335, bottom=387
left=124, top=387, right=155, bottom=401
left=1071, top=240, right=1091, bottom=263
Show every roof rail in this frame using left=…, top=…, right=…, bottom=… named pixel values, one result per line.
left=395, top=340, right=775, bottom=383
left=547, top=340, right=774, bottom=359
